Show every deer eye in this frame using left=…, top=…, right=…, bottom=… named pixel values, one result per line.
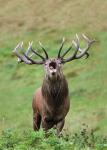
left=44, top=63, right=47, bottom=66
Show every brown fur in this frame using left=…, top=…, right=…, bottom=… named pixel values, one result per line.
left=32, top=72, right=70, bottom=136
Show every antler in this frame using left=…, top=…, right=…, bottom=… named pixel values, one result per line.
left=57, top=37, right=65, bottom=58
left=13, top=41, right=49, bottom=65
left=58, top=34, right=96, bottom=63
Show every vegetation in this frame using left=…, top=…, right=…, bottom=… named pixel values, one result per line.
left=0, top=127, right=107, bottom=150
left=0, top=0, right=107, bottom=149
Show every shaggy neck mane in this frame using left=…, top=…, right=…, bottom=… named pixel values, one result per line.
left=42, top=75, right=69, bottom=105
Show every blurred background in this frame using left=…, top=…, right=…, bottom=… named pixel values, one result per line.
left=0, top=0, right=107, bottom=135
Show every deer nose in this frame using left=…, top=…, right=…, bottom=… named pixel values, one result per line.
left=50, top=69, right=56, bottom=75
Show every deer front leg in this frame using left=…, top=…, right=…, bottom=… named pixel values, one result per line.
left=56, top=119, right=65, bottom=137
left=33, top=112, right=41, bottom=131
left=42, top=118, right=54, bottom=131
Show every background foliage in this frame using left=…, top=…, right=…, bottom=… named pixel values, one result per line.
left=0, top=0, right=107, bottom=149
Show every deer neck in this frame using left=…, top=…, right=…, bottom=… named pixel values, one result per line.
left=42, top=75, right=69, bottom=104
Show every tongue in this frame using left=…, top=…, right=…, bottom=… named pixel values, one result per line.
left=50, top=66, right=54, bottom=70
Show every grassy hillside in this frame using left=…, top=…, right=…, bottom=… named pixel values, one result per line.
left=0, top=0, right=107, bottom=146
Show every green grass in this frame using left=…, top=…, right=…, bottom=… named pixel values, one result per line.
left=0, top=0, right=107, bottom=149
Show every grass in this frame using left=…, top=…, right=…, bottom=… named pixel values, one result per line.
left=0, top=0, right=107, bottom=149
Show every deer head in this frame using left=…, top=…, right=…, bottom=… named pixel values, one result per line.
left=13, top=34, right=95, bottom=79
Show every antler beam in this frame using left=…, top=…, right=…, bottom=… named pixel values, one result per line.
left=13, top=42, right=49, bottom=65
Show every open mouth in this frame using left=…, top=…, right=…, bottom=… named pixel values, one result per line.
left=49, top=62, right=57, bottom=69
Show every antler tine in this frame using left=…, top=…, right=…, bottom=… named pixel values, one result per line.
left=26, top=41, right=45, bottom=60
left=66, top=33, right=89, bottom=59
left=61, top=45, right=72, bottom=58
left=27, top=42, right=37, bottom=59
left=20, top=42, right=45, bottom=64
left=75, top=34, right=96, bottom=59
left=13, top=42, right=32, bottom=64
left=76, top=33, right=80, bottom=43
left=25, top=41, right=33, bottom=55
left=30, top=47, right=45, bottom=61
left=59, top=34, right=80, bottom=59
left=60, top=35, right=80, bottom=63
left=82, top=34, right=96, bottom=45
left=13, top=43, right=22, bottom=63
left=73, top=34, right=89, bottom=58
left=39, top=41, right=49, bottom=59
left=65, top=35, right=80, bottom=60
left=60, top=34, right=79, bottom=58
left=57, top=37, right=65, bottom=58
left=20, top=42, right=35, bottom=64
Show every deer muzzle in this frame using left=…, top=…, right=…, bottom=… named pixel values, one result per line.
left=49, top=62, right=57, bottom=76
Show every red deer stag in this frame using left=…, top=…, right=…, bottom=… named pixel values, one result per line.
left=13, top=34, right=95, bottom=136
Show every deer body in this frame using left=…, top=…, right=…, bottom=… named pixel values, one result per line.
left=13, top=34, right=95, bottom=136
left=32, top=71, right=70, bottom=134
